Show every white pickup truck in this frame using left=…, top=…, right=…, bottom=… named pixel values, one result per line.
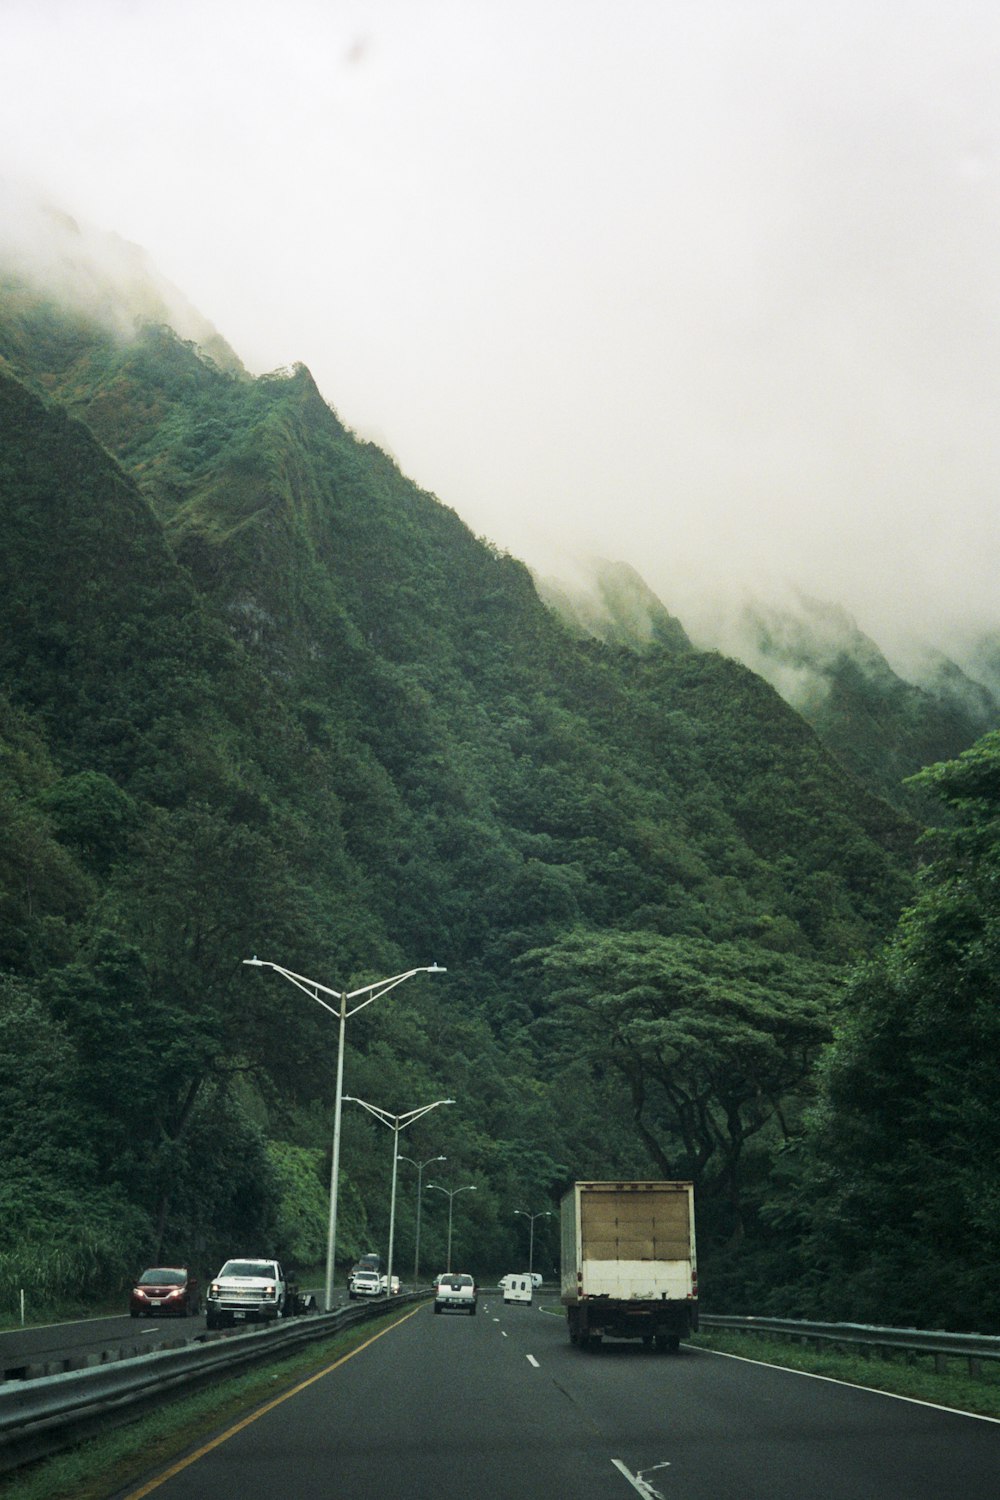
left=206, top=1257, right=288, bottom=1328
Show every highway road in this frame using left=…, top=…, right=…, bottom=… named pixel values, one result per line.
left=0, top=1288, right=340, bottom=1375
left=114, top=1293, right=999, bottom=1500
left=0, top=1310, right=203, bottom=1375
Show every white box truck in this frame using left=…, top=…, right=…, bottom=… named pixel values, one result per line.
left=560, top=1180, right=697, bottom=1351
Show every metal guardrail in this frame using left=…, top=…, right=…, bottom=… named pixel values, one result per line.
left=0, top=1290, right=427, bottom=1476
left=698, top=1314, right=1000, bottom=1376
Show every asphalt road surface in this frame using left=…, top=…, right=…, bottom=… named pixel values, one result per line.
left=115, top=1294, right=1000, bottom=1500
left=0, top=1311, right=201, bottom=1374
left=0, top=1288, right=340, bottom=1374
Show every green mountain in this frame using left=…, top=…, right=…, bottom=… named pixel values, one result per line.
left=536, top=559, right=692, bottom=653
left=0, top=218, right=918, bottom=1305
left=736, top=596, right=998, bottom=816
left=544, top=565, right=998, bottom=818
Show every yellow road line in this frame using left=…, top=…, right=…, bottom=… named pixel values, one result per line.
left=123, top=1304, right=425, bottom=1497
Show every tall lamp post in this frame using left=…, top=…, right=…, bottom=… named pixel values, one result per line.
left=343, top=1098, right=453, bottom=1298
left=242, top=956, right=446, bottom=1310
left=425, top=1182, right=477, bottom=1272
left=397, top=1154, right=447, bottom=1281
left=514, top=1208, right=554, bottom=1276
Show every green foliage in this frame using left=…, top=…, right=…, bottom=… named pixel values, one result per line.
left=775, top=731, right=1000, bottom=1331
left=0, top=290, right=931, bottom=1309
left=521, top=929, right=840, bottom=1251
left=266, top=1141, right=329, bottom=1267
left=0, top=975, right=152, bottom=1305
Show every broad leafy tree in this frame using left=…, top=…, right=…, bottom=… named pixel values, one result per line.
left=522, top=930, right=839, bottom=1245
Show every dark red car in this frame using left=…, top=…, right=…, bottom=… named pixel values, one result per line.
left=129, top=1266, right=201, bottom=1318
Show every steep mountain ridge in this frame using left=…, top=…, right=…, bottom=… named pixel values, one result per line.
left=543, top=565, right=999, bottom=814
left=0, top=231, right=921, bottom=1289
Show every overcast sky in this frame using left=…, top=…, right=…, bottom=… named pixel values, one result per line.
left=2, top=0, right=999, bottom=665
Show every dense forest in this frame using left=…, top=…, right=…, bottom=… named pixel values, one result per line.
left=1, top=246, right=997, bottom=1331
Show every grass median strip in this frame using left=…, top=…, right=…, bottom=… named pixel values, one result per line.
left=0, top=1303, right=429, bottom=1500
left=690, top=1330, right=1000, bottom=1420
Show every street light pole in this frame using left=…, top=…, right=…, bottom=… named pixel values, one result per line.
left=343, top=1098, right=454, bottom=1298
left=397, top=1154, right=447, bottom=1281
left=514, top=1209, right=554, bottom=1276
left=425, top=1183, right=477, bottom=1272
left=243, top=957, right=446, bottom=1311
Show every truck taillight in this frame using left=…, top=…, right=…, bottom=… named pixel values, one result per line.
left=691, top=1270, right=698, bottom=1297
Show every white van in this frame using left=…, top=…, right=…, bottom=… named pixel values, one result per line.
left=501, top=1274, right=533, bottom=1305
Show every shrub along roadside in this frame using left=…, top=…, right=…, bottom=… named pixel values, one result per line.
left=690, top=1330, right=1000, bottom=1420
left=0, top=1305, right=424, bottom=1500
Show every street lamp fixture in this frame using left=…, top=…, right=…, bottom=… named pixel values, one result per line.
left=514, top=1208, right=554, bottom=1276
left=242, top=956, right=446, bottom=1310
left=343, top=1097, right=454, bottom=1299
left=425, top=1182, right=477, bottom=1273
left=397, top=1154, right=447, bottom=1281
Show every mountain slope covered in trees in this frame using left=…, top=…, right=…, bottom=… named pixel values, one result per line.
left=543, top=564, right=999, bottom=819
left=4, top=233, right=986, bottom=1326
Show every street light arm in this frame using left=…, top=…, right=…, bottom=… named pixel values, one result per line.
left=242, top=959, right=447, bottom=1020
left=344, top=1097, right=453, bottom=1132
left=242, top=958, right=344, bottom=1014
left=344, top=965, right=447, bottom=1019
left=342, top=1096, right=396, bottom=1130
left=397, top=1099, right=454, bottom=1133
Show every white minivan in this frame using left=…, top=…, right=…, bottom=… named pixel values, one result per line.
left=501, top=1273, right=533, bottom=1305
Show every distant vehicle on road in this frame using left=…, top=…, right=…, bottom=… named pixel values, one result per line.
left=380, top=1274, right=401, bottom=1295
left=434, top=1273, right=477, bottom=1315
left=529, top=1272, right=543, bottom=1288
left=129, top=1267, right=200, bottom=1318
left=349, top=1269, right=383, bottom=1299
left=206, top=1258, right=287, bottom=1328
left=501, top=1274, right=533, bottom=1305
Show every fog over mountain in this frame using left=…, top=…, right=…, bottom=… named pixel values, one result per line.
left=0, top=183, right=242, bottom=374
left=2, top=1, right=999, bottom=692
